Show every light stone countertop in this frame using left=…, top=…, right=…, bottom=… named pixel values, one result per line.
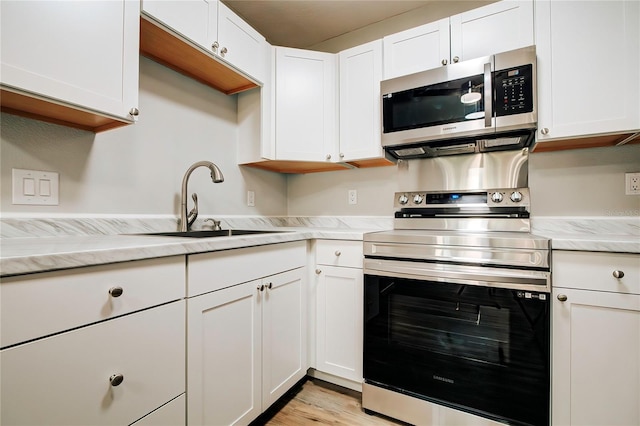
left=1, top=215, right=638, bottom=277
left=0, top=228, right=372, bottom=277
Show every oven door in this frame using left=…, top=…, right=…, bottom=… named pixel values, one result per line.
left=363, top=272, right=550, bottom=426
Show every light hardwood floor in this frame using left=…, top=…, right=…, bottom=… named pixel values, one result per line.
left=253, top=378, right=407, bottom=426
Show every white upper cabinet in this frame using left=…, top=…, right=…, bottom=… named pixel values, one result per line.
left=450, top=0, right=534, bottom=62
left=535, top=0, right=640, bottom=146
left=141, top=0, right=215, bottom=49
left=339, top=40, right=384, bottom=162
left=142, top=0, right=267, bottom=84
left=0, top=0, right=140, bottom=131
left=383, top=0, right=534, bottom=79
left=383, top=18, right=450, bottom=79
left=274, top=47, right=338, bottom=162
left=217, top=1, right=268, bottom=83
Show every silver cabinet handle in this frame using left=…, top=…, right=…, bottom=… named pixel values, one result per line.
left=541, top=128, right=550, bottom=135
left=613, top=270, right=625, bottom=279
left=441, top=59, right=448, bottom=66
left=557, top=294, right=568, bottom=302
left=129, top=107, right=139, bottom=117
left=109, top=287, right=123, bottom=298
left=220, top=46, right=228, bottom=57
left=267, top=282, right=273, bottom=289
left=339, top=153, right=344, bottom=158
left=335, top=250, right=341, bottom=257
left=109, top=373, right=124, bottom=387
left=212, top=41, right=219, bottom=53
left=315, top=269, right=322, bottom=275
left=257, top=284, right=264, bottom=292
left=453, top=56, right=460, bottom=63
left=326, top=154, right=332, bottom=160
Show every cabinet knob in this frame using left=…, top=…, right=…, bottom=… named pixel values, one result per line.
left=212, top=41, right=219, bottom=53
left=109, top=373, right=124, bottom=387
left=129, top=107, right=139, bottom=117
left=326, top=154, right=332, bottom=160
left=452, top=56, right=460, bottom=63
left=267, top=282, right=273, bottom=289
left=339, top=153, right=344, bottom=158
left=540, top=128, right=550, bottom=135
left=613, top=270, right=625, bottom=279
left=441, top=59, right=448, bottom=66
left=108, top=286, right=124, bottom=298
left=220, top=46, right=228, bottom=57
left=335, top=250, right=341, bottom=257
left=557, top=294, right=568, bottom=302
left=257, top=284, right=265, bottom=292
left=315, top=269, right=322, bottom=275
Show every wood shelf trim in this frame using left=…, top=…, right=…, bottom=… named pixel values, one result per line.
left=139, top=16, right=259, bottom=96
left=0, top=88, right=129, bottom=133
left=533, top=132, right=640, bottom=153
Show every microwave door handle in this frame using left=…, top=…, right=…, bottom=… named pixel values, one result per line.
left=484, top=62, right=492, bottom=128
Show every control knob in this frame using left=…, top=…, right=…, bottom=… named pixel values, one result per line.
left=398, top=194, right=409, bottom=205
left=510, top=191, right=523, bottom=202
left=413, top=194, right=424, bottom=204
left=491, top=192, right=503, bottom=203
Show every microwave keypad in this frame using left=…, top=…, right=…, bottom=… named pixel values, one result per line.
left=495, top=64, right=533, bottom=117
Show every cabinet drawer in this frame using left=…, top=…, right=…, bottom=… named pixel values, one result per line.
left=188, top=241, right=306, bottom=297
left=1, top=301, right=185, bottom=426
left=553, top=251, right=640, bottom=294
left=1, top=256, right=185, bottom=348
left=132, top=394, right=185, bottom=426
left=316, top=240, right=363, bottom=268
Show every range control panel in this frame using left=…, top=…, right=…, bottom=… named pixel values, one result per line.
left=394, top=188, right=530, bottom=209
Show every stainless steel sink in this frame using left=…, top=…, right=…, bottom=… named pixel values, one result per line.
left=137, top=229, right=287, bottom=238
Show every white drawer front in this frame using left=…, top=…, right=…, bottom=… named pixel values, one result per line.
left=553, top=251, right=640, bottom=294
left=316, top=240, right=363, bottom=268
left=1, top=301, right=185, bottom=426
left=188, top=241, right=306, bottom=297
left=1, top=256, right=185, bottom=348
left=132, top=393, right=185, bottom=426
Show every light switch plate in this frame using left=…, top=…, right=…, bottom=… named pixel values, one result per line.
left=12, top=168, right=59, bottom=205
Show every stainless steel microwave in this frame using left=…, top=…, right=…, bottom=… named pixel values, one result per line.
left=381, top=45, right=537, bottom=159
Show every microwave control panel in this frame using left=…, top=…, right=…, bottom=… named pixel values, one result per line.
left=494, top=64, right=533, bottom=117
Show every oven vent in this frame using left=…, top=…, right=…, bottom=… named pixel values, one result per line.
left=385, top=130, right=535, bottom=160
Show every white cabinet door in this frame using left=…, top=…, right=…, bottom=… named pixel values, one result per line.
left=141, top=0, right=215, bottom=50
left=535, top=0, right=640, bottom=142
left=187, top=281, right=262, bottom=426
left=275, top=47, right=337, bottom=162
left=382, top=18, right=450, bottom=79
left=217, top=1, right=268, bottom=83
left=553, top=288, right=640, bottom=426
left=262, top=268, right=307, bottom=408
left=339, top=40, right=384, bottom=162
left=316, top=265, right=363, bottom=382
left=450, top=0, right=533, bottom=62
left=0, top=0, right=139, bottom=121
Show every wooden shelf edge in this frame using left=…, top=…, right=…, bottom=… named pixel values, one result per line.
left=532, top=132, right=640, bottom=153
left=239, top=157, right=394, bottom=174
left=139, top=16, right=259, bottom=96
left=0, top=88, right=131, bottom=133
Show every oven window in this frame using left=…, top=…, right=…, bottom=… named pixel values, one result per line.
left=364, top=275, right=549, bottom=426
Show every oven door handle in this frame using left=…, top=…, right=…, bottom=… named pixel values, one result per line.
left=364, top=258, right=550, bottom=292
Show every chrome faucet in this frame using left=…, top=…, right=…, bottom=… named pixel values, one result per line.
left=180, top=161, right=224, bottom=232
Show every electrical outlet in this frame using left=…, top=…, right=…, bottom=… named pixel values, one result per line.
left=12, top=168, right=59, bottom=205
left=247, top=190, right=255, bottom=206
left=625, top=172, right=640, bottom=195
left=348, top=189, right=357, bottom=205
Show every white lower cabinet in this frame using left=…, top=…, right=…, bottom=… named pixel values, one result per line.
left=552, top=251, right=640, bottom=426
left=186, top=241, right=307, bottom=425
left=1, top=301, right=186, bottom=426
left=313, top=240, right=364, bottom=386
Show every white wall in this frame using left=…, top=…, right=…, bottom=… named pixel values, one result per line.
left=287, top=144, right=640, bottom=217
left=0, top=57, right=288, bottom=216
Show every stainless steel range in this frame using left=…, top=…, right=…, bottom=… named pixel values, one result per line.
left=362, top=183, right=551, bottom=425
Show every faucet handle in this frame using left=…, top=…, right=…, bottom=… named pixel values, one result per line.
left=187, top=192, right=199, bottom=229
left=205, top=218, right=222, bottom=231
